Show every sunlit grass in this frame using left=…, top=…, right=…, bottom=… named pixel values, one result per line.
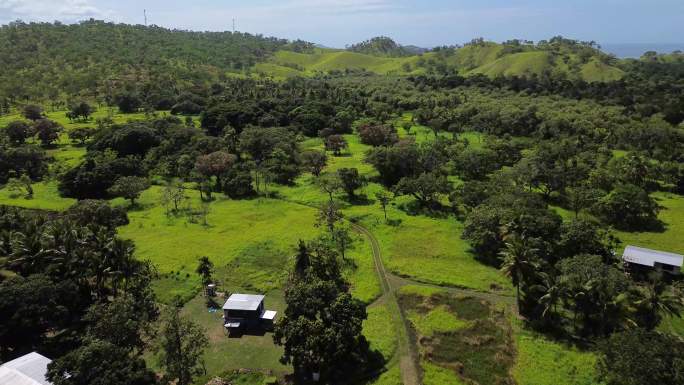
left=0, top=180, right=75, bottom=211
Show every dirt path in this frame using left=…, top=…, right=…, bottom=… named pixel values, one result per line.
left=350, top=223, right=421, bottom=385
left=275, top=196, right=510, bottom=384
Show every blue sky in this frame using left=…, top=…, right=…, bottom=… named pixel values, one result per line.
left=1, top=0, right=682, bottom=47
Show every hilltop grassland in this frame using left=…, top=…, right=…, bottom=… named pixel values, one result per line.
left=253, top=41, right=625, bottom=82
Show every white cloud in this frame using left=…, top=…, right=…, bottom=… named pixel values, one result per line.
left=0, top=0, right=109, bottom=22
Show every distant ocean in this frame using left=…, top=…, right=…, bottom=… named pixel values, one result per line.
left=602, top=43, right=684, bottom=58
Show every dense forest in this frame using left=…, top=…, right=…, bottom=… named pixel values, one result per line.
left=0, top=20, right=313, bottom=105
left=1, top=19, right=683, bottom=385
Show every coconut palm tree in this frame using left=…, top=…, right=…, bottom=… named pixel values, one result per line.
left=535, top=272, right=563, bottom=319
left=499, top=233, right=540, bottom=311
left=635, top=273, right=684, bottom=330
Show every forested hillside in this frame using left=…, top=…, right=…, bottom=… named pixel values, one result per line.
left=0, top=22, right=667, bottom=112
left=0, top=20, right=311, bottom=104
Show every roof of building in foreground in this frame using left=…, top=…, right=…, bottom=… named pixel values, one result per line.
left=622, top=245, right=683, bottom=267
left=0, top=352, right=52, bottom=385
left=223, top=293, right=265, bottom=311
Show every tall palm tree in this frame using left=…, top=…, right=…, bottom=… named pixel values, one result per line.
left=499, top=233, right=539, bottom=311
left=635, top=273, right=684, bottom=330
left=535, top=272, right=563, bottom=319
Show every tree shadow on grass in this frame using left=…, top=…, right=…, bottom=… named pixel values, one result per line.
left=346, top=194, right=373, bottom=206
left=227, top=327, right=267, bottom=338
left=124, top=202, right=155, bottom=212
left=397, top=200, right=452, bottom=219
left=612, top=218, right=666, bottom=233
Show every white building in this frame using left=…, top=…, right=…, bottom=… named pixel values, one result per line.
left=222, top=293, right=277, bottom=332
left=622, top=245, right=683, bottom=274
left=0, top=352, right=52, bottom=385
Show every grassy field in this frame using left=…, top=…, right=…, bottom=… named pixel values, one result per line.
left=0, top=180, right=75, bottom=211
left=614, top=192, right=684, bottom=254
left=512, top=322, right=599, bottom=385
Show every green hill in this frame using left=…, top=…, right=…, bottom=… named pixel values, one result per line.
left=255, top=49, right=419, bottom=76
left=0, top=20, right=297, bottom=101
left=255, top=39, right=625, bottom=82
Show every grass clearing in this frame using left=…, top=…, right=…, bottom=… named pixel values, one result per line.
left=116, top=186, right=318, bottom=301
left=512, top=320, right=599, bottom=385
left=277, top=134, right=511, bottom=294
left=398, top=286, right=515, bottom=385
left=0, top=180, right=75, bottom=211
left=177, top=293, right=288, bottom=385
left=364, top=302, right=398, bottom=360
left=368, top=364, right=402, bottom=385
left=115, top=185, right=380, bottom=303
left=614, top=192, right=684, bottom=254
left=406, top=305, right=469, bottom=337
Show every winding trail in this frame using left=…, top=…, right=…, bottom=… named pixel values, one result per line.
left=275, top=196, right=512, bottom=384
left=350, top=223, right=420, bottom=385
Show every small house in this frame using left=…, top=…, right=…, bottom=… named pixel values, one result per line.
left=223, top=293, right=277, bottom=332
left=622, top=245, right=683, bottom=275
left=0, top=352, right=53, bottom=385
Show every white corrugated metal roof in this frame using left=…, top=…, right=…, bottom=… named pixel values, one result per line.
left=622, top=245, right=683, bottom=267
left=222, top=293, right=264, bottom=311
left=0, top=352, right=52, bottom=385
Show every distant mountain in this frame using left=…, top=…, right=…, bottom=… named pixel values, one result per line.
left=403, top=45, right=429, bottom=55
left=346, top=36, right=417, bottom=57
left=602, top=43, right=684, bottom=59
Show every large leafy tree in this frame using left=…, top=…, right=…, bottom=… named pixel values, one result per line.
left=194, top=151, right=237, bottom=188
left=592, top=184, right=660, bottom=230
left=0, top=275, right=68, bottom=360
left=155, top=306, right=208, bottom=385
left=395, top=171, right=451, bottom=207
left=47, top=339, right=156, bottom=385
left=357, top=123, right=398, bottom=147
left=337, top=168, right=366, bottom=199
left=108, top=176, right=150, bottom=206
left=4, top=120, right=31, bottom=145
left=597, top=329, right=684, bottom=385
left=33, top=119, right=62, bottom=146
left=83, top=294, right=157, bottom=353
left=274, top=242, right=371, bottom=382
left=301, top=150, right=328, bottom=177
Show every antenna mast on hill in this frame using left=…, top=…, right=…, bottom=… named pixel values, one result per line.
left=232, top=18, right=236, bottom=33
left=144, top=9, right=147, bottom=26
